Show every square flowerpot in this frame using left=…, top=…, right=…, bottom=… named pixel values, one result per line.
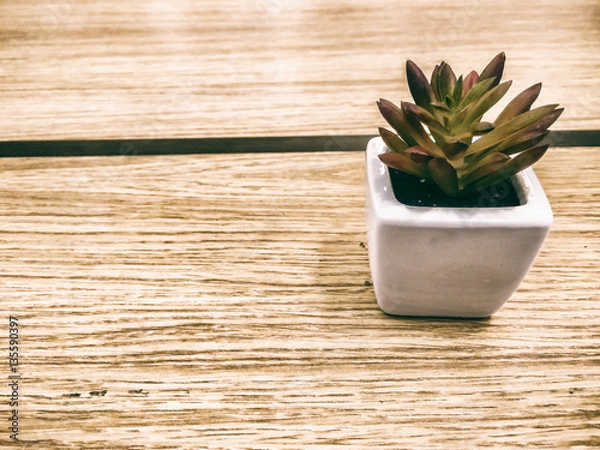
left=365, top=137, right=552, bottom=318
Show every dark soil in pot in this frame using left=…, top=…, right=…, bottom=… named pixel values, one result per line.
left=389, top=168, right=523, bottom=208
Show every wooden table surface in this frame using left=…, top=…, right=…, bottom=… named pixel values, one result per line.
left=1, top=148, right=599, bottom=449
left=1, top=1, right=599, bottom=449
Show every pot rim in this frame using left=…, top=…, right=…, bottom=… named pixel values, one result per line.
left=366, top=137, right=553, bottom=229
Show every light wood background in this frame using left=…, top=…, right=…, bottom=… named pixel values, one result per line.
left=0, top=148, right=599, bottom=449
left=0, top=0, right=599, bottom=141
left=1, top=0, right=599, bottom=449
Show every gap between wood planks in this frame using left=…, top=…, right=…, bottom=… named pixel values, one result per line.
left=0, top=130, right=598, bottom=158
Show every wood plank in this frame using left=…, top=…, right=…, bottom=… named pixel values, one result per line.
left=0, top=148, right=598, bottom=448
left=1, top=0, right=599, bottom=140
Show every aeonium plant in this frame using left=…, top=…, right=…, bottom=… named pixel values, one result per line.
left=377, top=52, right=563, bottom=198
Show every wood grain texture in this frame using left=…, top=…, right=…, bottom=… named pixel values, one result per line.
left=1, top=0, right=599, bottom=141
left=0, top=147, right=599, bottom=448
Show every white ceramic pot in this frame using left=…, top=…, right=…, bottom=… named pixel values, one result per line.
left=365, top=137, right=553, bottom=318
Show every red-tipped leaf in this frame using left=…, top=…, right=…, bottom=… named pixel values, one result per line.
left=406, top=146, right=435, bottom=164
left=494, top=83, right=543, bottom=126
left=378, top=127, right=409, bottom=154
left=427, top=158, right=459, bottom=197
left=462, top=70, right=479, bottom=99
left=406, top=60, right=435, bottom=111
left=436, top=62, right=457, bottom=103
left=441, top=141, right=469, bottom=160
left=465, top=145, right=548, bottom=192
left=479, top=52, right=506, bottom=86
left=378, top=152, right=430, bottom=180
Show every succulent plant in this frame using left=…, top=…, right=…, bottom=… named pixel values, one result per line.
left=377, top=52, right=563, bottom=197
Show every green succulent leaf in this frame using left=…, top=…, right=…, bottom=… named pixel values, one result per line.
left=494, top=83, right=542, bottom=126
left=451, top=75, right=463, bottom=107
left=377, top=99, right=445, bottom=158
left=400, top=102, right=445, bottom=156
left=499, top=130, right=550, bottom=156
left=377, top=99, right=420, bottom=148
left=460, top=152, right=511, bottom=187
left=378, top=152, right=430, bottom=180
left=459, top=77, right=499, bottom=110
left=436, top=62, right=457, bottom=104
left=471, top=121, right=495, bottom=135
left=465, top=107, right=561, bottom=167
left=464, top=145, right=548, bottom=193
left=444, top=95, right=454, bottom=109
left=519, top=107, right=564, bottom=135
left=402, top=102, right=449, bottom=136
left=462, top=70, right=479, bottom=99
left=441, top=140, right=469, bottom=160
left=428, top=158, right=458, bottom=197
left=430, top=102, right=452, bottom=128
left=430, top=64, right=442, bottom=101
left=406, top=146, right=435, bottom=164
left=406, top=60, right=435, bottom=111
left=479, top=52, right=505, bottom=86
left=378, top=127, right=409, bottom=154
left=464, top=104, right=561, bottom=157
left=460, top=80, right=512, bottom=127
